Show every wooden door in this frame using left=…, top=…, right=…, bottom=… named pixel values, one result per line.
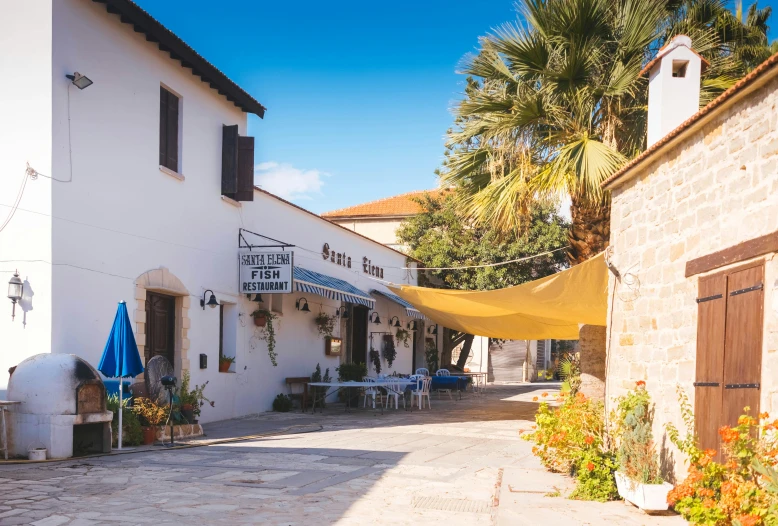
left=146, top=292, right=176, bottom=366
left=722, top=263, right=764, bottom=429
left=350, top=306, right=368, bottom=365
left=694, top=273, right=727, bottom=455
left=694, top=261, right=764, bottom=457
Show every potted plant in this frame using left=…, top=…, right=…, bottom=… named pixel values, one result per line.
left=219, top=355, right=235, bottom=373
left=251, top=307, right=271, bottom=327
left=395, top=328, right=410, bottom=348
left=178, top=371, right=214, bottom=423
left=369, top=345, right=381, bottom=375
left=132, top=397, right=169, bottom=445
left=382, top=334, right=397, bottom=368
left=254, top=309, right=279, bottom=366
left=314, top=312, right=336, bottom=338
left=613, top=381, right=672, bottom=510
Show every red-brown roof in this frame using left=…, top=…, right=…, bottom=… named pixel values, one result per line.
left=321, top=189, right=444, bottom=219
left=638, top=35, right=710, bottom=77
left=604, top=50, right=778, bottom=189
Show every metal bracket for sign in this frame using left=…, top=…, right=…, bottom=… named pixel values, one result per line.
left=693, top=382, right=720, bottom=387
left=238, top=228, right=295, bottom=251
left=725, top=383, right=760, bottom=389
left=695, top=294, right=722, bottom=303
left=730, top=283, right=763, bottom=296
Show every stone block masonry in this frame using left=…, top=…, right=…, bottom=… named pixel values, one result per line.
left=607, top=74, right=778, bottom=478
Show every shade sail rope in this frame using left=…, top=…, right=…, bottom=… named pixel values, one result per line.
left=399, top=246, right=569, bottom=271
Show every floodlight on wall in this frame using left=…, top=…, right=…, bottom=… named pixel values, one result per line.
left=200, top=289, right=218, bottom=310
left=369, top=311, right=381, bottom=325
left=7, top=271, right=22, bottom=321
left=66, top=72, right=93, bottom=90
left=336, top=306, right=349, bottom=319
left=296, top=297, right=310, bottom=312
left=388, top=316, right=401, bottom=328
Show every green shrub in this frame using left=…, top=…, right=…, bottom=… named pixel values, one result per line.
left=310, top=363, right=331, bottom=409
left=107, top=393, right=143, bottom=446
left=272, top=393, right=293, bottom=412
left=336, top=362, right=367, bottom=382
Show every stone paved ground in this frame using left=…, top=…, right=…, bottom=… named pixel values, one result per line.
left=0, top=384, right=685, bottom=525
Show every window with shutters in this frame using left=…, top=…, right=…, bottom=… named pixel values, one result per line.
left=694, top=260, right=764, bottom=458
left=159, top=86, right=181, bottom=173
left=221, top=124, right=255, bottom=201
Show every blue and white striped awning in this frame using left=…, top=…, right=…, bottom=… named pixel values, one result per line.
left=372, top=289, right=425, bottom=319
left=294, top=267, right=375, bottom=308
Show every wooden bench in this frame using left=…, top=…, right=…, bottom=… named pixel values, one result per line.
left=285, top=377, right=309, bottom=412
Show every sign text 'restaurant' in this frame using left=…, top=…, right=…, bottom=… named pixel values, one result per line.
left=239, top=251, right=293, bottom=293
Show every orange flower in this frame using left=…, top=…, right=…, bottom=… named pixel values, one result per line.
left=719, top=426, right=739, bottom=443
left=532, top=396, right=538, bottom=402
left=703, top=449, right=717, bottom=458
left=759, top=412, right=770, bottom=420
left=735, top=515, right=760, bottom=526
left=586, top=462, right=595, bottom=471
left=541, top=392, right=548, bottom=398
left=636, top=380, right=646, bottom=387
left=702, top=499, right=716, bottom=509
left=584, top=435, right=594, bottom=445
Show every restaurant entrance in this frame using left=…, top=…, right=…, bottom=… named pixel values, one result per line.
left=350, top=306, right=368, bottom=365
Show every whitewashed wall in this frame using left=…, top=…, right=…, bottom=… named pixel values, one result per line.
left=0, top=0, right=54, bottom=398
left=0, top=0, right=418, bottom=419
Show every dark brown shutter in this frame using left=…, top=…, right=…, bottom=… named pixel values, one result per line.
left=694, top=273, right=727, bottom=456
left=221, top=124, right=238, bottom=195
left=159, top=87, right=168, bottom=167
left=235, top=136, right=255, bottom=201
left=166, top=90, right=179, bottom=172
left=722, top=262, right=763, bottom=430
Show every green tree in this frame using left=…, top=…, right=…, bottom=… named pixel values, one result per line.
left=440, top=0, right=773, bottom=265
left=396, top=192, right=569, bottom=366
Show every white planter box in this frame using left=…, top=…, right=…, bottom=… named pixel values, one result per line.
left=615, top=471, right=673, bottom=511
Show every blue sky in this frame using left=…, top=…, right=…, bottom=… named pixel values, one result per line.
left=134, top=0, right=778, bottom=214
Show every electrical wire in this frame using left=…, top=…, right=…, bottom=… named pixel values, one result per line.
left=0, top=169, right=29, bottom=234
left=400, top=246, right=569, bottom=271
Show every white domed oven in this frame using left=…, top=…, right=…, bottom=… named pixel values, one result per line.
left=7, top=354, right=113, bottom=459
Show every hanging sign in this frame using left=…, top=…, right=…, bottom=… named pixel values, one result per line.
left=239, top=250, right=294, bottom=294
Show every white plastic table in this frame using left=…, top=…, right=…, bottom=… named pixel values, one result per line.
left=308, top=381, right=415, bottom=413
left=0, top=401, right=21, bottom=460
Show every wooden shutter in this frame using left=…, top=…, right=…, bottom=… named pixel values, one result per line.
left=159, top=87, right=179, bottom=172
left=221, top=125, right=238, bottom=195
left=694, top=273, right=727, bottom=456
left=235, top=136, right=255, bottom=201
left=159, top=87, right=167, bottom=167
left=722, top=262, right=764, bottom=429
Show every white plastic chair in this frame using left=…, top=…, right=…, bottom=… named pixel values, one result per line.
left=362, top=377, right=384, bottom=409
left=411, top=376, right=432, bottom=410
left=415, top=368, right=429, bottom=376
left=435, top=369, right=453, bottom=400
left=384, top=377, right=405, bottom=410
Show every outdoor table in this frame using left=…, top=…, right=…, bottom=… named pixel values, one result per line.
left=430, top=376, right=470, bottom=400
left=0, top=401, right=21, bottom=460
left=308, top=381, right=415, bottom=414
left=462, top=372, right=488, bottom=395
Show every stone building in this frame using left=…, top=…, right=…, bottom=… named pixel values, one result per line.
left=603, top=36, right=778, bottom=473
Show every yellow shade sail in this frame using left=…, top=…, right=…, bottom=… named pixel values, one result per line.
left=388, top=252, right=608, bottom=340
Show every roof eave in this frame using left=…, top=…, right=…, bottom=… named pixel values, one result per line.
left=93, top=0, right=266, bottom=118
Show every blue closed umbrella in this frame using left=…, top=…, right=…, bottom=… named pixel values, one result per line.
left=98, top=301, right=144, bottom=450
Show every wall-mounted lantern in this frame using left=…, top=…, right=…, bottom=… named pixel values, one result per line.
left=200, top=289, right=218, bottom=310
left=335, top=306, right=349, bottom=319
left=369, top=311, right=382, bottom=325
left=66, top=72, right=93, bottom=90
left=296, top=297, right=310, bottom=312
left=427, top=324, right=438, bottom=335
left=7, top=271, right=22, bottom=321
left=407, top=320, right=418, bottom=331
left=245, top=293, right=263, bottom=303
left=388, top=316, right=401, bottom=328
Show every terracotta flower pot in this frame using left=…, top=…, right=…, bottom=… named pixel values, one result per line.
left=181, top=405, right=195, bottom=423
left=142, top=426, right=156, bottom=445
left=219, top=361, right=231, bottom=372
left=254, top=313, right=267, bottom=327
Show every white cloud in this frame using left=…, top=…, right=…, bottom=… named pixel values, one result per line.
left=254, top=161, right=327, bottom=200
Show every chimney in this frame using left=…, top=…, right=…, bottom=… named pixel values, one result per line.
left=644, top=35, right=707, bottom=147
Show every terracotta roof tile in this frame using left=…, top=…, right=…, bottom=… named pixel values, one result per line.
left=321, top=189, right=444, bottom=218
left=604, top=50, right=778, bottom=189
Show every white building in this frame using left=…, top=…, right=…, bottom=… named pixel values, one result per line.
left=0, top=0, right=422, bottom=421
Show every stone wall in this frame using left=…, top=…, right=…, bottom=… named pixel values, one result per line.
left=579, top=325, right=606, bottom=401
left=607, top=73, right=778, bottom=477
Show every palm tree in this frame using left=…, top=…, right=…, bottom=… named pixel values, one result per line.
left=441, top=0, right=773, bottom=264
